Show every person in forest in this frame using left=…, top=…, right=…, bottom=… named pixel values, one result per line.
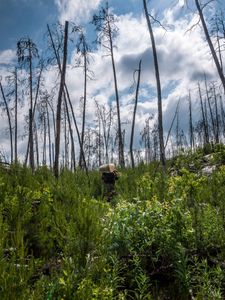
left=99, top=163, right=119, bottom=202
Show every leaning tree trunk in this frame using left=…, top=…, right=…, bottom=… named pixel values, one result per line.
left=143, top=0, right=166, bottom=171
left=54, top=20, right=69, bottom=178
left=48, top=23, right=88, bottom=176
left=195, top=0, right=225, bottom=91
left=0, top=81, right=13, bottom=163
left=79, top=52, right=87, bottom=169
left=130, top=60, right=142, bottom=168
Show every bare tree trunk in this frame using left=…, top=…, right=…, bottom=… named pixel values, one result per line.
left=79, top=53, right=87, bottom=168
left=54, top=20, right=69, bottom=178
left=46, top=104, right=52, bottom=169
left=146, top=119, right=151, bottom=163
left=219, top=95, right=225, bottom=138
left=188, top=92, right=194, bottom=150
left=24, top=64, right=43, bottom=167
left=34, top=122, right=39, bottom=167
left=0, top=81, right=13, bottom=163
left=204, top=97, right=209, bottom=143
left=87, top=130, right=91, bottom=169
left=130, top=60, right=142, bottom=168
left=63, top=101, right=67, bottom=168
left=14, top=68, right=18, bottom=163
left=176, top=105, right=180, bottom=152
left=105, top=107, right=112, bottom=163
left=107, top=19, right=125, bottom=167
left=46, top=99, right=56, bottom=140
left=28, top=43, right=35, bottom=172
left=195, top=0, right=225, bottom=91
left=66, top=90, right=89, bottom=175
left=48, top=23, right=88, bottom=176
left=204, top=74, right=216, bottom=142
left=43, top=113, right=47, bottom=165
left=164, top=98, right=180, bottom=150
left=212, top=84, right=220, bottom=143
left=143, top=0, right=166, bottom=171
left=98, top=117, right=102, bottom=166
left=64, top=92, right=76, bottom=171
left=96, top=103, right=113, bottom=164
left=216, top=22, right=224, bottom=73
left=198, top=82, right=209, bottom=144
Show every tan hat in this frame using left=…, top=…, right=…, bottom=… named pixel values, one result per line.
left=99, top=163, right=116, bottom=173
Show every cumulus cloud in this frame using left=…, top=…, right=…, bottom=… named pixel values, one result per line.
left=116, top=11, right=216, bottom=88
left=54, top=0, right=103, bottom=23
left=0, top=0, right=223, bottom=161
left=61, top=3, right=220, bottom=151
left=0, top=49, right=16, bottom=65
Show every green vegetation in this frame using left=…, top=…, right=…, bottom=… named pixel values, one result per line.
left=1, top=146, right=225, bottom=299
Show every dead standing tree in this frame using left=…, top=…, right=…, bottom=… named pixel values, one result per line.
left=24, top=60, right=44, bottom=167
left=14, top=68, right=18, bottom=163
left=72, top=26, right=93, bottom=169
left=210, top=12, right=225, bottom=77
left=17, top=38, right=39, bottom=172
left=194, top=0, right=225, bottom=91
left=130, top=60, right=142, bottom=168
left=92, top=3, right=125, bottom=167
left=6, top=68, right=19, bottom=163
left=54, top=20, right=69, bottom=178
left=0, top=78, right=13, bottom=164
left=141, top=116, right=153, bottom=164
left=3, top=68, right=19, bottom=164
left=47, top=23, right=88, bottom=175
left=198, top=82, right=209, bottom=144
left=188, top=91, right=195, bottom=150
left=95, top=101, right=114, bottom=164
left=143, top=0, right=166, bottom=172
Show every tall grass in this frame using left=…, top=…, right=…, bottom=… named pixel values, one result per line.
left=0, top=146, right=225, bottom=298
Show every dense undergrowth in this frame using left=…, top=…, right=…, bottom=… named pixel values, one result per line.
left=1, top=144, right=225, bottom=299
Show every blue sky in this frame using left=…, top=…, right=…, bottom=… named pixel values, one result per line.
left=0, top=0, right=225, bottom=162
left=0, top=0, right=182, bottom=51
left=0, top=0, right=58, bottom=51
left=0, top=0, right=222, bottom=53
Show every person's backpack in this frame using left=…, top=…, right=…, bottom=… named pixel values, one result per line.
left=102, top=172, right=116, bottom=184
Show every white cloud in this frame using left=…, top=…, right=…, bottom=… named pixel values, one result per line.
left=0, top=49, right=16, bottom=65
left=0, top=0, right=224, bottom=163
left=54, top=0, right=103, bottom=23
left=61, top=3, right=220, bottom=151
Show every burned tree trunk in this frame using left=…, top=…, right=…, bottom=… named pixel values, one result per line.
left=198, top=82, right=209, bottom=144
left=54, top=21, right=69, bottom=178
left=143, top=0, right=166, bottom=171
left=130, top=60, right=142, bottom=168
left=0, top=80, right=13, bottom=164
left=195, top=0, right=225, bottom=91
